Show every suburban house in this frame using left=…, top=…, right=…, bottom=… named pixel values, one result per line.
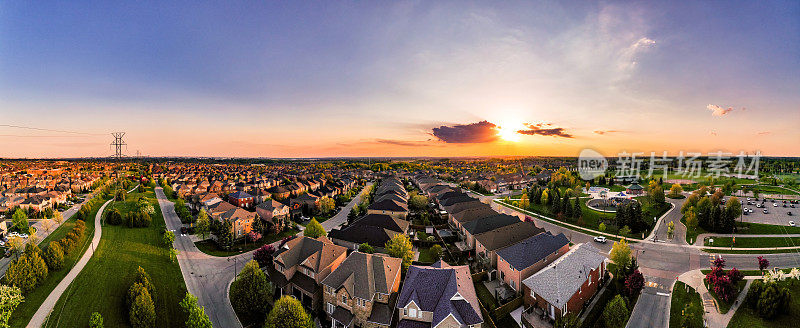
left=396, top=261, right=483, bottom=328
left=473, top=221, right=546, bottom=267
left=228, top=190, right=254, bottom=209
left=522, top=243, right=607, bottom=321
left=495, top=232, right=570, bottom=292
left=460, top=214, right=522, bottom=249
left=327, top=214, right=410, bottom=252
left=215, top=207, right=256, bottom=239
left=367, top=199, right=408, bottom=220
left=256, top=199, right=290, bottom=232
left=292, top=192, right=320, bottom=214
left=268, top=236, right=348, bottom=313
left=321, top=252, right=402, bottom=328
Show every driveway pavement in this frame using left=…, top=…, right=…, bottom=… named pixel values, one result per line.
left=626, top=276, right=674, bottom=328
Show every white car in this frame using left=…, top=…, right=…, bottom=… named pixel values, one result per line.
left=790, top=221, right=796, bottom=227
left=19, top=233, right=28, bottom=239
left=594, top=236, right=607, bottom=243
left=773, top=203, right=778, bottom=207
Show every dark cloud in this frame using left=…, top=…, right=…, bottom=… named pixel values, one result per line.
left=593, top=130, right=625, bottom=135
left=517, top=123, right=573, bottom=138
left=431, top=121, right=499, bottom=143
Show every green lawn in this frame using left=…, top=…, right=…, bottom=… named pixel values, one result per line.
left=9, top=194, right=111, bottom=328
left=705, top=236, right=800, bottom=248
left=43, top=188, right=188, bottom=328
left=747, top=185, right=800, bottom=196
left=738, top=222, right=800, bottom=234
left=705, top=279, right=746, bottom=314
left=728, top=280, right=800, bottom=328
left=416, top=246, right=441, bottom=264
left=194, top=228, right=300, bottom=257
left=701, top=268, right=795, bottom=276
left=474, top=282, right=498, bottom=311
left=703, top=248, right=800, bottom=254
left=670, top=281, right=704, bottom=328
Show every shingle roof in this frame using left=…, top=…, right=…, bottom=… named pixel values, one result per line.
left=522, top=243, right=607, bottom=309
left=473, top=221, right=546, bottom=251
left=397, top=261, right=483, bottom=327
left=461, top=214, right=521, bottom=235
left=495, top=232, right=569, bottom=270
left=321, top=252, right=401, bottom=300
left=368, top=199, right=408, bottom=212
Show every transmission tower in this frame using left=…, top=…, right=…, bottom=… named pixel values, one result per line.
left=110, top=132, right=127, bottom=159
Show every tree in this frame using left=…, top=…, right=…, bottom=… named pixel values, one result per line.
left=667, top=221, right=675, bottom=239
left=609, top=239, right=631, bottom=273
left=230, top=260, right=273, bottom=322
left=519, top=194, right=530, bottom=210
left=303, top=218, right=326, bottom=238
left=358, top=243, right=375, bottom=254
left=195, top=211, right=210, bottom=240
left=89, top=312, right=104, bottom=328
left=430, top=244, right=443, bottom=262
left=11, top=209, right=28, bottom=232
left=163, top=230, right=175, bottom=247
left=555, top=313, right=580, bottom=328
left=598, top=222, right=607, bottom=232
left=619, top=225, right=631, bottom=238
left=264, top=296, right=313, bottom=328
left=385, top=234, right=414, bottom=270
left=41, top=219, right=54, bottom=233
left=43, top=242, right=64, bottom=270
left=319, top=197, right=336, bottom=216
left=215, top=221, right=233, bottom=249
left=669, top=183, right=683, bottom=197
left=130, top=288, right=156, bottom=328
left=0, top=285, right=24, bottom=328
left=6, top=237, right=24, bottom=258
left=625, top=270, right=645, bottom=297
left=53, top=211, right=63, bottom=225
left=758, top=256, right=769, bottom=273
left=409, top=194, right=428, bottom=212
left=602, top=295, right=629, bottom=328
left=756, top=282, right=791, bottom=319
left=253, top=244, right=275, bottom=267
left=685, top=210, right=698, bottom=238
left=179, top=292, right=212, bottom=328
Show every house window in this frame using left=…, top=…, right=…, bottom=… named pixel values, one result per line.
left=341, top=295, right=347, bottom=303
left=327, top=302, right=335, bottom=314
left=409, top=308, right=417, bottom=318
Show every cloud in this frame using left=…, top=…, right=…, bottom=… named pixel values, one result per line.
left=517, top=123, right=573, bottom=138
left=757, top=131, right=771, bottom=135
left=375, top=139, right=434, bottom=147
left=593, top=130, right=625, bottom=135
left=431, top=121, right=499, bottom=143
left=710, top=131, right=718, bottom=136
left=707, top=104, right=736, bottom=117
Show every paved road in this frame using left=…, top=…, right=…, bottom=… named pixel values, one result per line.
left=28, top=198, right=113, bottom=328
left=627, top=276, right=674, bottom=328
left=321, top=182, right=373, bottom=231
left=155, top=187, right=247, bottom=328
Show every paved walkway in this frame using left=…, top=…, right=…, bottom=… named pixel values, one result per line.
left=28, top=198, right=113, bottom=328
left=677, top=270, right=752, bottom=328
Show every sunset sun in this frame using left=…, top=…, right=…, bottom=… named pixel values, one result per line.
left=496, top=121, right=526, bottom=142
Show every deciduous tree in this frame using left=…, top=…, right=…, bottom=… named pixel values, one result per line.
left=303, top=218, right=326, bottom=238
left=386, top=234, right=414, bottom=270
left=602, top=295, right=628, bottom=328
left=0, top=285, right=24, bottom=328
left=179, top=292, right=212, bottom=328
left=230, top=260, right=273, bottom=322
left=264, top=296, right=313, bottom=328
left=609, top=239, right=631, bottom=273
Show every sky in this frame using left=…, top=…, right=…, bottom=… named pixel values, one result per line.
left=1, top=1, right=798, bottom=158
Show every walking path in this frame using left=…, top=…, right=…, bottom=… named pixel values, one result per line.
left=677, top=269, right=753, bottom=328
left=28, top=198, right=113, bottom=328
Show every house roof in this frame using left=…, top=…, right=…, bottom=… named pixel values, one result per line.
left=327, top=225, right=401, bottom=248
left=352, top=214, right=409, bottom=232
left=495, top=232, right=570, bottom=271
left=368, top=199, right=408, bottom=212
left=228, top=190, right=252, bottom=199
left=461, top=214, right=521, bottom=235
left=321, top=252, right=401, bottom=300
left=451, top=206, right=497, bottom=224
left=522, top=243, right=606, bottom=309
left=473, top=221, right=546, bottom=251
left=273, top=236, right=347, bottom=274
left=256, top=199, right=287, bottom=212
left=397, top=261, right=483, bottom=327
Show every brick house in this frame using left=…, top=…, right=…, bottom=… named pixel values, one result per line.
left=228, top=191, right=254, bottom=209
left=267, top=236, right=348, bottom=314
left=495, top=232, right=570, bottom=292
left=522, top=243, right=607, bottom=321
left=217, top=207, right=257, bottom=239
left=473, top=221, right=545, bottom=267
left=321, top=252, right=402, bottom=328
left=256, top=199, right=290, bottom=232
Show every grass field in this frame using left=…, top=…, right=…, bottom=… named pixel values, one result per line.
left=728, top=280, right=800, bottom=328
left=194, top=228, right=300, bottom=257
left=746, top=185, right=800, bottom=196
left=43, top=188, right=188, bottom=328
left=416, top=245, right=440, bottom=264
left=703, top=248, right=800, bottom=254
left=701, top=268, right=796, bottom=276
left=670, top=281, right=703, bottom=328
left=9, top=194, right=111, bottom=328
left=705, top=236, right=800, bottom=248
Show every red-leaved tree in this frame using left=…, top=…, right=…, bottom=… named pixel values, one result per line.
left=625, top=269, right=645, bottom=297
left=757, top=256, right=769, bottom=272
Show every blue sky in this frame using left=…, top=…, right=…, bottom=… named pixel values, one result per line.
left=1, top=1, right=798, bottom=157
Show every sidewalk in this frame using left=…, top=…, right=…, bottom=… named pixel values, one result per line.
left=677, top=270, right=752, bottom=328
left=28, top=198, right=113, bottom=327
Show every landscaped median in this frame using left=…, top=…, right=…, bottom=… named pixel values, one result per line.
left=669, top=281, right=704, bottom=328
left=42, top=186, right=188, bottom=328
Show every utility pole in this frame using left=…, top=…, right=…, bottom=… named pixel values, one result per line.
left=110, top=132, right=126, bottom=159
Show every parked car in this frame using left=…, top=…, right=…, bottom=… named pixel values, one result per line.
left=763, top=209, right=769, bottom=214
left=789, top=221, right=796, bottom=227
left=594, top=236, right=607, bottom=243
left=789, top=212, right=794, bottom=216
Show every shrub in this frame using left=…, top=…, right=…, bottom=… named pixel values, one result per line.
left=264, top=296, right=313, bottom=328
left=253, top=244, right=275, bottom=267
left=89, top=312, right=104, bottom=328
left=106, top=208, right=124, bottom=225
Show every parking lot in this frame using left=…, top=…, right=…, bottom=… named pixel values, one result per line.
left=740, top=197, right=798, bottom=226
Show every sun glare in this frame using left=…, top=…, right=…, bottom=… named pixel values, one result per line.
left=496, top=121, right=526, bottom=142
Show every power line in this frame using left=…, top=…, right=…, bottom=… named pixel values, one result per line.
left=0, top=124, right=105, bottom=136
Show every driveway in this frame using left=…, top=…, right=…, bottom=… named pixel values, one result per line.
left=626, top=276, right=674, bottom=328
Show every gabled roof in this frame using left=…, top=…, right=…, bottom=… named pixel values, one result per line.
left=228, top=190, right=252, bottom=199
left=473, top=221, right=546, bottom=252
left=522, top=243, right=606, bottom=309
left=451, top=206, right=497, bottom=224
left=328, top=225, right=401, bottom=247
left=352, top=214, right=409, bottom=232
left=496, top=232, right=570, bottom=270
left=256, top=199, right=287, bottom=211
left=368, top=199, right=408, bottom=212
left=321, top=252, right=401, bottom=300
left=274, top=236, right=347, bottom=274
left=461, top=214, right=520, bottom=235
left=397, top=261, right=482, bottom=327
